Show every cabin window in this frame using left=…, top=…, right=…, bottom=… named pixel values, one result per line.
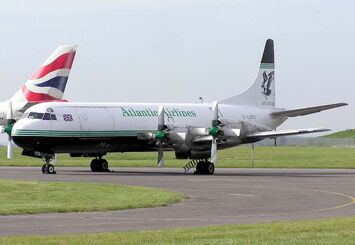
left=50, top=114, right=57, bottom=120
left=28, top=112, right=44, bottom=119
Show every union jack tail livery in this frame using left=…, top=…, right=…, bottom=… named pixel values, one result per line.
left=10, top=45, right=77, bottom=104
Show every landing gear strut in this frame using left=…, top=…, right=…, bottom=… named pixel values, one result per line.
left=90, top=157, right=109, bottom=172
left=42, top=155, right=56, bottom=174
left=194, top=160, right=215, bottom=175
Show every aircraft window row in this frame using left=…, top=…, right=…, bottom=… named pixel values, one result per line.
left=28, top=112, right=57, bottom=120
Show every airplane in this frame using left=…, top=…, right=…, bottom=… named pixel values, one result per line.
left=1, top=45, right=77, bottom=158
left=10, top=39, right=347, bottom=175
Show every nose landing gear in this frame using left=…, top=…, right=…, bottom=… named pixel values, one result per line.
left=42, top=155, right=56, bottom=174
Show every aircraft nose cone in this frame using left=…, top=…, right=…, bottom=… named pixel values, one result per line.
left=11, top=119, right=37, bottom=151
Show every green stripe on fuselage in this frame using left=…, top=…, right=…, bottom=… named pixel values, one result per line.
left=12, top=129, right=152, bottom=137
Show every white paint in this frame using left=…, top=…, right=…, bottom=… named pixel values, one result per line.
left=227, top=193, right=256, bottom=197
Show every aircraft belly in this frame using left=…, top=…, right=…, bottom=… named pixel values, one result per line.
left=13, top=136, right=155, bottom=154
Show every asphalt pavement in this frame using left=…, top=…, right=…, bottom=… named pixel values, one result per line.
left=0, top=167, right=354, bottom=236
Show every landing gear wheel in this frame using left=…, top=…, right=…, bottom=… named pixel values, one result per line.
left=41, top=155, right=56, bottom=174
left=195, top=161, right=203, bottom=174
left=90, top=159, right=100, bottom=172
left=47, top=164, right=56, bottom=174
left=205, top=162, right=215, bottom=175
left=194, top=161, right=206, bottom=175
left=90, top=158, right=109, bottom=172
left=42, top=164, right=56, bottom=174
left=99, top=159, right=109, bottom=172
left=194, top=161, right=215, bottom=175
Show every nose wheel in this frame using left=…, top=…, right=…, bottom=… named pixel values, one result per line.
left=90, top=158, right=110, bottom=172
left=42, top=163, right=56, bottom=174
left=42, top=155, right=56, bottom=174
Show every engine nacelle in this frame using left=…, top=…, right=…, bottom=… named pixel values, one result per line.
left=174, top=144, right=211, bottom=160
left=190, top=150, right=210, bottom=159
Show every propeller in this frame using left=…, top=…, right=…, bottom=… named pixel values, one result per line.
left=155, top=106, right=166, bottom=167
left=4, top=101, right=15, bottom=159
left=209, top=101, right=221, bottom=164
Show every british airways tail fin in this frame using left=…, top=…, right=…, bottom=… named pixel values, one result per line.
left=221, top=39, right=275, bottom=108
left=10, top=45, right=77, bottom=104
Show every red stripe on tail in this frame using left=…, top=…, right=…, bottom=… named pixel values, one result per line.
left=30, top=52, right=76, bottom=80
left=22, top=85, right=60, bottom=101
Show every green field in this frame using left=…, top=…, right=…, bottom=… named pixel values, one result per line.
left=1, top=216, right=354, bottom=244
left=0, top=179, right=184, bottom=215
left=1, top=146, right=355, bottom=169
left=323, top=129, right=355, bottom=139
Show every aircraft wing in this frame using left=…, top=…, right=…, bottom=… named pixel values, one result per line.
left=246, top=128, right=330, bottom=139
left=271, top=103, right=347, bottom=118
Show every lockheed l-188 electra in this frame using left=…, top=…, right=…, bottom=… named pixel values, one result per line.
left=10, top=40, right=347, bottom=175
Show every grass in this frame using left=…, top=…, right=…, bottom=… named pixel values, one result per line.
left=0, top=146, right=355, bottom=169
left=323, top=129, right=355, bottom=139
left=0, top=179, right=184, bottom=215
left=0, top=216, right=354, bottom=244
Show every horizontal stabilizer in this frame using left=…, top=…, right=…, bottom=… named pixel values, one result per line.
left=271, top=103, right=347, bottom=118
left=247, top=128, right=330, bottom=139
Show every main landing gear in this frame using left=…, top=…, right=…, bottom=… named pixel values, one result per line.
left=90, top=157, right=110, bottom=172
left=42, top=155, right=56, bottom=174
left=194, top=160, right=215, bottom=175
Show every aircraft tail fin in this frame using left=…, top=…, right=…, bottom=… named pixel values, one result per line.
left=221, top=39, right=275, bottom=108
left=10, top=45, right=77, bottom=104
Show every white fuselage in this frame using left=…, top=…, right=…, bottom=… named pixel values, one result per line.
left=13, top=102, right=283, bottom=133
left=12, top=102, right=286, bottom=155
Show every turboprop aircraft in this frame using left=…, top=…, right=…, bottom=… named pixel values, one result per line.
left=1, top=45, right=77, bottom=158
left=11, top=39, right=346, bottom=175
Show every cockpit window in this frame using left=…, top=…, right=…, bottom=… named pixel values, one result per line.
left=43, top=113, right=51, bottom=120
left=28, top=112, right=44, bottom=119
left=27, top=112, right=57, bottom=120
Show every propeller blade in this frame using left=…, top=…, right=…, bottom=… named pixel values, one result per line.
left=211, top=101, right=218, bottom=127
left=158, top=106, right=165, bottom=130
left=211, top=138, right=217, bottom=164
left=6, top=101, right=13, bottom=159
left=210, top=101, right=219, bottom=164
left=157, top=143, right=164, bottom=167
left=7, top=138, right=13, bottom=159
left=157, top=105, right=165, bottom=167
